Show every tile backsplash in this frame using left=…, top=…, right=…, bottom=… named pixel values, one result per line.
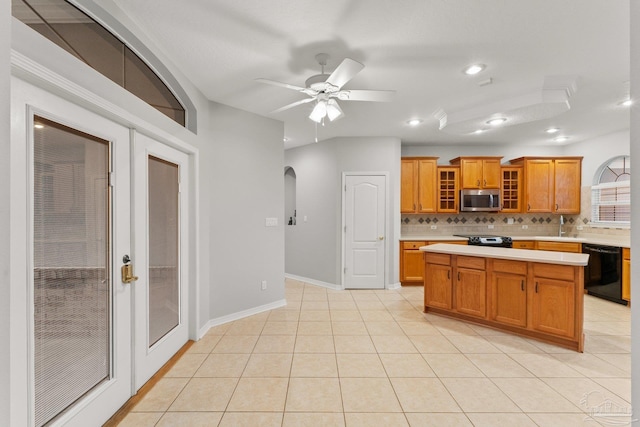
left=401, top=186, right=629, bottom=240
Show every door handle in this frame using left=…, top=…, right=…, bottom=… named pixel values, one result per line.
left=521, top=280, right=525, bottom=291
left=121, top=254, right=139, bottom=284
left=378, top=236, right=384, bottom=240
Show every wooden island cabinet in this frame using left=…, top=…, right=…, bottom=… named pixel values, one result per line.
left=422, top=243, right=588, bottom=351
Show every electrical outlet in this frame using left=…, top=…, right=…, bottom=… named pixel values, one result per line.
left=488, top=224, right=494, bottom=229
left=577, top=225, right=584, bottom=230
left=430, top=225, right=437, bottom=230
left=261, top=280, right=267, bottom=290
left=507, top=217, right=514, bottom=225
left=522, top=225, right=528, bottom=229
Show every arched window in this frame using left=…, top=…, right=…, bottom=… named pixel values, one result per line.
left=591, top=155, right=630, bottom=226
left=12, top=0, right=196, bottom=130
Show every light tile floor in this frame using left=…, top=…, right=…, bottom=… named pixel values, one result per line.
left=119, top=279, right=631, bottom=426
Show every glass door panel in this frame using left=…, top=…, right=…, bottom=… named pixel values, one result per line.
left=148, top=156, right=180, bottom=346
left=33, top=116, right=110, bottom=427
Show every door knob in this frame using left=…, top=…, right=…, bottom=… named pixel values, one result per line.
left=378, top=236, right=384, bottom=240
left=121, top=254, right=139, bottom=284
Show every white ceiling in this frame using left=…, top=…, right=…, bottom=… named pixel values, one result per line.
left=113, top=0, right=630, bottom=149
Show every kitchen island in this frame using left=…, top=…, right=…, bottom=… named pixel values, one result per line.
left=420, top=243, right=589, bottom=352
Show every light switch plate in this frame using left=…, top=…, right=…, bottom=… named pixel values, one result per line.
left=265, top=218, right=278, bottom=227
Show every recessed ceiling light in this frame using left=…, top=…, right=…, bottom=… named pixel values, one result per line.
left=283, top=137, right=289, bottom=142
left=553, top=136, right=569, bottom=143
left=472, top=129, right=486, bottom=134
left=463, top=64, right=485, bottom=75
left=486, top=117, right=507, bottom=126
left=545, top=127, right=560, bottom=134
left=618, top=99, right=633, bottom=107
left=34, top=124, right=44, bottom=129
left=407, top=119, right=423, bottom=126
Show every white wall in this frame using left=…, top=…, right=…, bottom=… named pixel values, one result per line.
left=0, top=1, right=10, bottom=424
left=562, top=130, right=630, bottom=184
left=205, top=102, right=285, bottom=318
left=285, top=137, right=401, bottom=287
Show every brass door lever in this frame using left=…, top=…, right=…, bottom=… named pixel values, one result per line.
left=121, top=254, right=139, bottom=284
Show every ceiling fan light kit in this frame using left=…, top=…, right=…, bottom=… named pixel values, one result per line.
left=257, top=53, right=394, bottom=127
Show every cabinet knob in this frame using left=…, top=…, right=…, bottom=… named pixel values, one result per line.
left=527, top=204, right=531, bottom=211
left=555, top=203, right=559, bottom=211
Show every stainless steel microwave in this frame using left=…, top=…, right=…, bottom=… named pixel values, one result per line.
left=460, top=189, right=501, bottom=212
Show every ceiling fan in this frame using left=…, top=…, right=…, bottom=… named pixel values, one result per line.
left=256, top=53, right=395, bottom=124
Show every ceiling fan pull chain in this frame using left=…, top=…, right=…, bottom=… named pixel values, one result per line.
left=314, top=122, right=318, bottom=143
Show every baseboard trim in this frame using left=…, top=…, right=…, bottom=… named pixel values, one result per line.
left=386, top=282, right=402, bottom=290
left=285, top=273, right=342, bottom=290
left=198, top=299, right=287, bottom=339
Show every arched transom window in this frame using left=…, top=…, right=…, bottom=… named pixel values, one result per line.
left=591, top=155, right=630, bottom=226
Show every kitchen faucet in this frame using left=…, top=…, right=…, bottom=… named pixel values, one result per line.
left=558, top=215, right=566, bottom=237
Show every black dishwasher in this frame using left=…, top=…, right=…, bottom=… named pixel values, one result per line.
left=582, top=244, right=626, bottom=305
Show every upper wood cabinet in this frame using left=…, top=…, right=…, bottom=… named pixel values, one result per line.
left=501, top=166, right=522, bottom=213
left=437, top=167, right=459, bottom=213
left=450, top=157, right=502, bottom=189
left=401, top=157, right=438, bottom=213
left=510, top=157, right=582, bottom=214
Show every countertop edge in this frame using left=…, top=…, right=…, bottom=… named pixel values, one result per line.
left=400, top=235, right=630, bottom=248
left=420, top=243, right=590, bottom=266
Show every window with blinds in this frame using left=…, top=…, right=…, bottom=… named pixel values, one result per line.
left=591, top=156, right=630, bottom=227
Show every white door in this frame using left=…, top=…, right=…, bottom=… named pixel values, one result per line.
left=343, top=174, right=386, bottom=289
left=12, top=79, right=134, bottom=427
left=132, top=132, right=190, bottom=389
left=12, top=79, right=190, bottom=426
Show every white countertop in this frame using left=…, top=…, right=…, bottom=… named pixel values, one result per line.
left=420, top=243, right=590, bottom=266
left=400, top=234, right=630, bottom=248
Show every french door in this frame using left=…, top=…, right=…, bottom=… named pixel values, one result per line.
left=12, top=78, right=189, bottom=426
left=132, top=132, right=190, bottom=390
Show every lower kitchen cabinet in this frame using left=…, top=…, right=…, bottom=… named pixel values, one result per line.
left=455, top=256, right=486, bottom=318
left=623, top=248, right=631, bottom=302
left=400, top=240, right=466, bottom=285
left=490, top=260, right=527, bottom=328
left=423, top=252, right=584, bottom=351
left=535, top=241, right=582, bottom=253
left=424, top=253, right=453, bottom=309
left=400, top=241, right=427, bottom=284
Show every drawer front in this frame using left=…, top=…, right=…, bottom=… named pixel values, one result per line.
left=532, top=263, right=575, bottom=281
left=492, top=259, right=527, bottom=275
left=424, top=252, right=451, bottom=266
left=513, top=241, right=535, bottom=249
left=535, top=241, right=582, bottom=253
left=456, top=255, right=485, bottom=270
left=403, top=241, right=427, bottom=249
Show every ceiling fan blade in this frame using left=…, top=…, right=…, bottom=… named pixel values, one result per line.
left=326, top=58, right=364, bottom=89
left=337, top=90, right=395, bottom=102
left=271, top=97, right=315, bottom=114
left=255, top=78, right=307, bottom=92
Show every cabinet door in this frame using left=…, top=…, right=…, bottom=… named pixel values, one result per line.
left=437, top=167, right=458, bottom=213
left=401, top=250, right=425, bottom=282
left=622, top=249, right=631, bottom=301
left=455, top=268, right=486, bottom=318
left=460, top=158, right=482, bottom=189
left=417, top=159, right=437, bottom=213
left=401, top=159, right=418, bottom=213
left=501, top=167, right=521, bottom=212
left=491, top=273, right=527, bottom=327
left=554, top=159, right=581, bottom=214
left=525, top=159, right=554, bottom=212
left=531, top=277, right=575, bottom=338
left=482, top=159, right=502, bottom=189
left=425, top=263, right=452, bottom=310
